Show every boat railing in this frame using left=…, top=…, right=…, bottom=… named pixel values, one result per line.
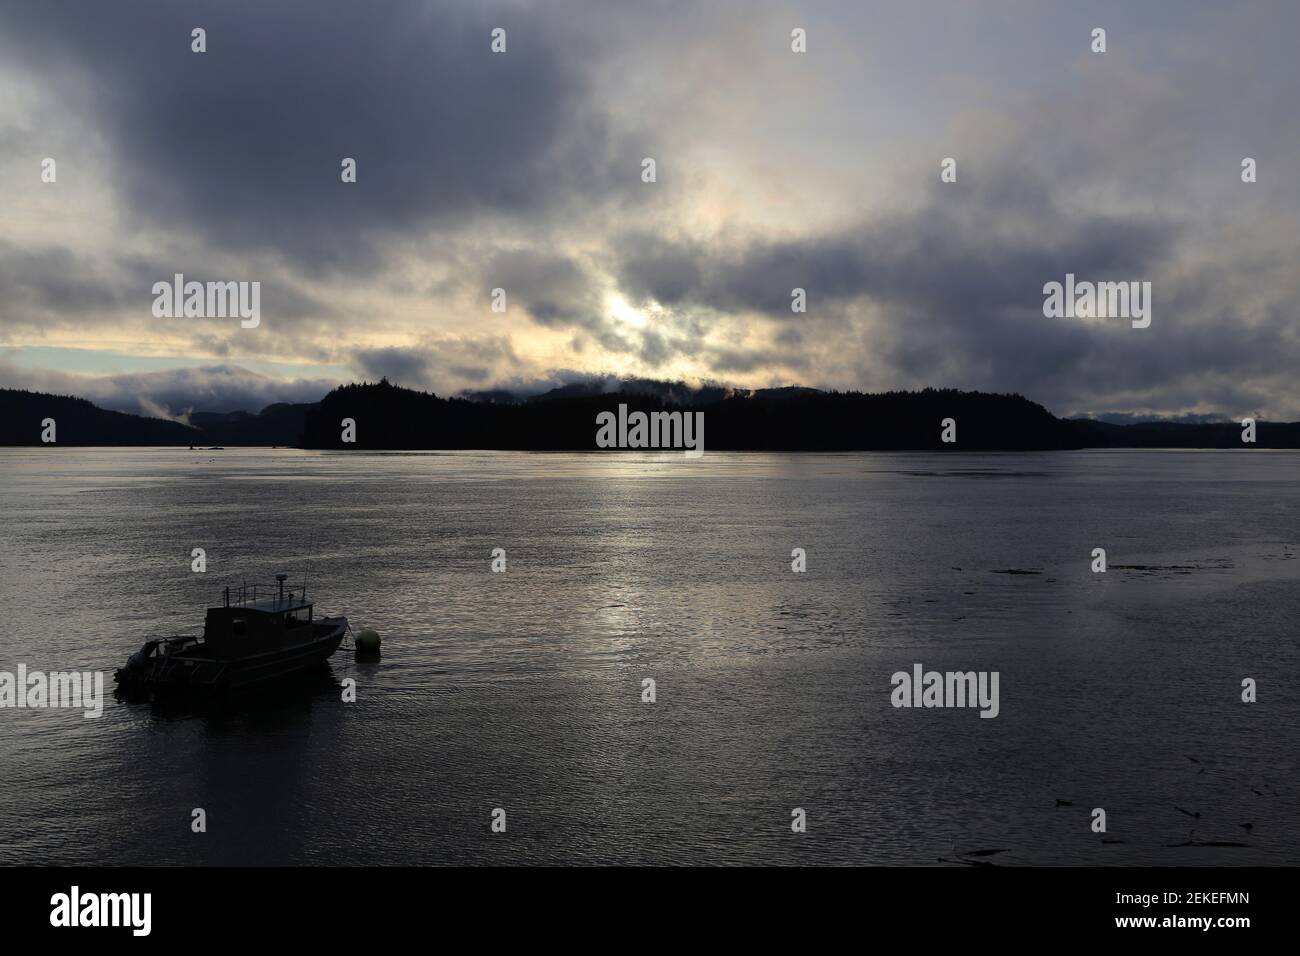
left=222, top=580, right=308, bottom=609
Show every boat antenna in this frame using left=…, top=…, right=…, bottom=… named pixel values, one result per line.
left=303, top=528, right=315, bottom=602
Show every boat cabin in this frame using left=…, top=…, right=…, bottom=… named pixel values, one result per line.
left=202, top=574, right=315, bottom=659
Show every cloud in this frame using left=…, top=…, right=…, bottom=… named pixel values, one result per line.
left=352, top=335, right=522, bottom=393
left=0, top=357, right=336, bottom=416
left=482, top=248, right=607, bottom=333
left=2, top=0, right=1298, bottom=418
left=0, top=0, right=635, bottom=276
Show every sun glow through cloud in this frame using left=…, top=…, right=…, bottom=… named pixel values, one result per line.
left=607, top=294, right=647, bottom=329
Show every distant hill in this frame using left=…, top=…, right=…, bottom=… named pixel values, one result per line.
left=0, top=389, right=310, bottom=446
left=0, top=388, right=199, bottom=445
left=5, top=382, right=1299, bottom=449
left=189, top=402, right=315, bottom=446
left=1064, top=417, right=1300, bottom=448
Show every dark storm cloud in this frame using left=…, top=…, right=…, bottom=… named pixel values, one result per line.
left=352, top=336, right=520, bottom=391
left=0, top=0, right=625, bottom=275
left=612, top=171, right=1180, bottom=323
left=0, top=238, right=334, bottom=337
left=483, top=248, right=607, bottom=333
left=0, top=241, right=123, bottom=317
left=352, top=347, right=434, bottom=385
left=610, top=232, right=706, bottom=306
left=708, top=343, right=813, bottom=377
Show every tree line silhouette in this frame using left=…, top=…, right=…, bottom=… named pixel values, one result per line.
left=5, top=382, right=1299, bottom=449
left=0, top=388, right=196, bottom=445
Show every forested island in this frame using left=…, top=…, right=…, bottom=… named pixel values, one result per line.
left=4, top=382, right=1299, bottom=450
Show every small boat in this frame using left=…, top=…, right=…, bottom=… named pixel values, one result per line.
left=115, top=574, right=347, bottom=691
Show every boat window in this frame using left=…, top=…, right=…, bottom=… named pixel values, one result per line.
left=286, top=606, right=311, bottom=626
left=232, top=616, right=247, bottom=636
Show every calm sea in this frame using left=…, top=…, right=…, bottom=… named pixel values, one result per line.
left=0, top=448, right=1296, bottom=865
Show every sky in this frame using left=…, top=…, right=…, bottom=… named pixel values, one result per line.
left=0, top=0, right=1297, bottom=421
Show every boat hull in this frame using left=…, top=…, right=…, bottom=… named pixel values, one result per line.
left=115, top=617, right=348, bottom=691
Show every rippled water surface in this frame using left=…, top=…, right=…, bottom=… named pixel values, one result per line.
left=1, top=448, right=1297, bottom=865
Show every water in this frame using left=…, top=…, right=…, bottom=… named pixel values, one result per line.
left=1, top=448, right=1296, bottom=865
